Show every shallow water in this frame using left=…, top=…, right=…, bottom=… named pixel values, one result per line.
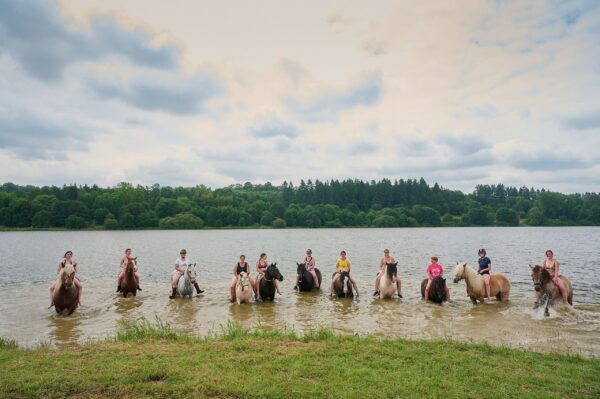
left=0, top=227, right=598, bottom=357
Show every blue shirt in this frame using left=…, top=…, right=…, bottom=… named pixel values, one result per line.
left=478, top=257, right=491, bottom=274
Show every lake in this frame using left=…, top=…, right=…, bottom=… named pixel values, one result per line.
left=0, top=227, right=598, bottom=357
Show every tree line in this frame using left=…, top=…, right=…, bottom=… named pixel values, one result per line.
left=0, top=179, right=599, bottom=230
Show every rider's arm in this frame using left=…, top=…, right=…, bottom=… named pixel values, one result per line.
left=56, top=262, right=62, bottom=274
left=174, top=260, right=184, bottom=273
left=256, top=261, right=262, bottom=274
left=479, top=260, right=491, bottom=274
left=554, top=260, right=560, bottom=276
left=233, top=264, right=238, bottom=276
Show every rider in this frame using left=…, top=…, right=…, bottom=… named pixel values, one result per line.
left=49, top=250, right=83, bottom=307
left=294, top=249, right=319, bottom=290
left=541, top=249, right=568, bottom=302
left=330, top=250, right=360, bottom=297
left=424, top=256, right=450, bottom=301
left=117, top=248, right=141, bottom=292
left=255, top=253, right=281, bottom=300
left=373, top=249, right=402, bottom=298
left=477, top=248, right=492, bottom=301
left=229, top=254, right=256, bottom=302
left=169, top=249, right=204, bottom=299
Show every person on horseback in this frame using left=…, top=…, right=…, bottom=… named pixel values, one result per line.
left=294, top=249, right=319, bottom=290
left=169, top=249, right=204, bottom=299
left=255, top=253, right=281, bottom=300
left=49, top=250, right=83, bottom=307
left=424, top=256, right=450, bottom=301
left=330, top=250, right=360, bottom=297
left=541, top=249, right=568, bottom=302
left=477, top=248, right=492, bottom=302
left=373, top=249, right=402, bottom=298
left=230, top=254, right=256, bottom=302
left=117, top=248, right=141, bottom=293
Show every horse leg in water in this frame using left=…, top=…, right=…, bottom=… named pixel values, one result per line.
left=543, top=294, right=551, bottom=317
left=330, top=273, right=340, bottom=297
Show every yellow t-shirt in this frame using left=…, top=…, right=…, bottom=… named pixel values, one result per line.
left=336, top=258, right=350, bottom=272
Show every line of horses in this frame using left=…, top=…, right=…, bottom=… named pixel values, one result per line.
left=51, top=259, right=573, bottom=317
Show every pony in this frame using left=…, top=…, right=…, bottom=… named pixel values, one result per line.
left=296, top=262, right=322, bottom=292
left=453, top=262, right=510, bottom=304
left=235, top=271, right=253, bottom=304
left=530, top=265, right=573, bottom=317
left=120, top=258, right=138, bottom=298
left=421, top=276, right=447, bottom=304
left=332, top=271, right=353, bottom=298
left=177, top=263, right=197, bottom=299
left=378, top=262, right=398, bottom=299
left=258, top=263, right=284, bottom=301
left=53, top=263, right=79, bottom=315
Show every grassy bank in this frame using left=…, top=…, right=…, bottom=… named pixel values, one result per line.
left=1, top=320, right=599, bottom=399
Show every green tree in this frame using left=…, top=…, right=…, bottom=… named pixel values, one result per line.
left=65, top=215, right=88, bottom=229
left=271, top=218, right=286, bottom=228
left=94, top=208, right=110, bottom=225
left=467, top=208, right=491, bottom=226
left=159, top=213, right=205, bottom=229
left=495, top=207, right=519, bottom=226
left=32, top=210, right=52, bottom=228
left=527, top=207, right=545, bottom=226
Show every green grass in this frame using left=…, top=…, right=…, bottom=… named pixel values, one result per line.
left=1, top=319, right=598, bottom=399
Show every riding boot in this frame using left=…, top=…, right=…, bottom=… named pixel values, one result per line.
left=193, top=282, right=204, bottom=294
left=169, top=287, right=177, bottom=299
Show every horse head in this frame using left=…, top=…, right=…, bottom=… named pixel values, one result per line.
left=186, top=263, right=197, bottom=280
left=267, top=263, right=284, bottom=282
left=238, top=271, right=250, bottom=291
left=126, top=258, right=136, bottom=274
left=386, top=262, right=397, bottom=278
left=61, top=264, right=76, bottom=288
left=453, top=262, right=467, bottom=283
left=530, top=264, right=550, bottom=292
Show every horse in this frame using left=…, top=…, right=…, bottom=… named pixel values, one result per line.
left=421, top=276, right=447, bottom=304
left=258, top=263, right=284, bottom=301
left=332, top=271, right=353, bottom=298
left=120, top=258, right=138, bottom=298
left=296, top=262, right=322, bottom=292
left=177, top=263, right=197, bottom=299
left=235, top=271, right=253, bottom=304
left=530, top=265, right=573, bottom=317
left=53, top=264, right=79, bottom=315
left=453, top=262, right=510, bottom=304
left=379, top=262, right=398, bottom=299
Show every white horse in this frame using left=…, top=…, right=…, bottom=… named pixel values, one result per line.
left=235, top=271, right=253, bottom=304
left=453, top=262, right=510, bottom=304
left=177, top=263, right=197, bottom=298
left=379, top=262, right=398, bottom=299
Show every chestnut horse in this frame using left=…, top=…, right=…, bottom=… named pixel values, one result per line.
left=530, top=265, right=573, bottom=317
left=121, top=258, right=138, bottom=298
left=453, top=262, right=510, bottom=304
left=53, top=264, right=79, bottom=315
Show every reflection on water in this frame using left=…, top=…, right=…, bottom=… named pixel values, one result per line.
left=0, top=227, right=598, bottom=357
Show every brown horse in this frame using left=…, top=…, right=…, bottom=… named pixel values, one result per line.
left=530, top=265, right=573, bottom=317
left=121, top=258, right=138, bottom=298
left=453, top=262, right=510, bottom=304
left=53, top=264, right=79, bottom=315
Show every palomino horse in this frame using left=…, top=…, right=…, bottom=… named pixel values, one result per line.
left=332, top=271, right=353, bottom=298
left=53, top=264, right=79, bottom=315
left=379, top=262, right=398, bottom=299
left=453, top=262, right=510, bottom=304
left=530, top=265, right=573, bottom=317
left=177, top=263, right=197, bottom=299
left=421, top=276, right=447, bottom=304
left=296, top=262, right=322, bottom=292
left=235, top=271, right=253, bottom=304
left=258, top=263, right=284, bottom=301
left=120, top=258, right=138, bottom=298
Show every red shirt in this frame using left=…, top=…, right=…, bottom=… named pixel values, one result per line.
left=427, top=263, right=443, bottom=278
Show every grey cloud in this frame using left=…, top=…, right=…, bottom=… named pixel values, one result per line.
left=0, top=111, right=93, bottom=160
left=285, top=72, right=382, bottom=123
left=89, top=75, right=222, bottom=115
left=347, top=140, right=379, bottom=156
left=125, top=159, right=199, bottom=186
left=563, top=111, right=600, bottom=130
left=0, top=0, right=180, bottom=81
left=248, top=118, right=300, bottom=139
left=437, top=134, right=493, bottom=156
left=508, top=152, right=589, bottom=171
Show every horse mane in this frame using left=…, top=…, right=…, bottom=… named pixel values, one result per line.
left=456, top=262, right=483, bottom=294
left=386, top=262, right=397, bottom=279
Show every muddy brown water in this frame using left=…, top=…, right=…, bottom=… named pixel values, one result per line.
left=0, top=227, right=598, bottom=357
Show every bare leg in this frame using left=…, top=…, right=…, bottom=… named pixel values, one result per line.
left=395, top=276, right=402, bottom=296
left=445, top=286, right=450, bottom=301
left=294, top=274, right=300, bottom=289
left=48, top=283, right=56, bottom=308
left=349, top=276, right=359, bottom=297
left=424, top=279, right=432, bottom=300
left=330, top=274, right=340, bottom=297
left=256, top=275, right=262, bottom=300
left=554, top=277, right=569, bottom=302
left=74, top=279, right=82, bottom=306
left=275, top=279, right=281, bottom=295
left=309, top=270, right=319, bottom=288
left=483, top=274, right=491, bottom=300
left=229, top=277, right=237, bottom=302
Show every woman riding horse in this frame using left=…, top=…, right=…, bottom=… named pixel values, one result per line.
left=49, top=250, right=82, bottom=308
left=539, top=250, right=568, bottom=302
left=330, top=251, right=359, bottom=297
left=230, top=255, right=256, bottom=302
left=294, top=249, right=320, bottom=290
left=117, top=248, right=141, bottom=293
left=477, top=248, right=492, bottom=302
left=424, top=257, right=450, bottom=301
left=169, top=249, right=204, bottom=299
left=373, top=249, right=402, bottom=298
left=256, top=253, right=281, bottom=300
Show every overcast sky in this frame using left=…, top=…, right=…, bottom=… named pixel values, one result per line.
left=0, top=0, right=599, bottom=192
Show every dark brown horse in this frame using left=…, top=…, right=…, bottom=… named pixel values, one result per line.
left=121, top=258, right=138, bottom=297
left=53, top=264, right=79, bottom=315
left=530, top=265, right=573, bottom=317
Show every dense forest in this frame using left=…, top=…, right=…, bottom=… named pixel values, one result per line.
left=0, top=179, right=599, bottom=230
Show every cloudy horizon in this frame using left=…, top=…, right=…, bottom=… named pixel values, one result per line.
left=0, top=0, right=599, bottom=193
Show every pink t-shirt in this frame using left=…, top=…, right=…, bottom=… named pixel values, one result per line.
left=427, top=263, right=443, bottom=278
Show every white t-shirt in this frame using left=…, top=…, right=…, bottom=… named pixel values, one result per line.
left=175, top=257, right=191, bottom=270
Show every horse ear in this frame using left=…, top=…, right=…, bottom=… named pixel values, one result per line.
left=456, top=262, right=459, bottom=265
left=529, top=264, right=533, bottom=269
